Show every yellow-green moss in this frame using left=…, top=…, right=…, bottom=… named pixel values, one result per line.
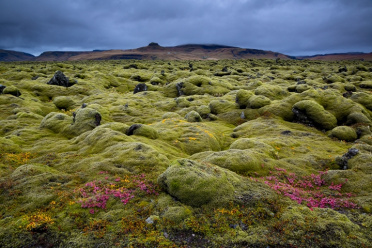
left=330, top=126, right=357, bottom=142
left=293, top=100, right=337, bottom=130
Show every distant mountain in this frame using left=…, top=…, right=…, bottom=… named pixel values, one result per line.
left=0, top=44, right=292, bottom=62
left=1, top=44, right=372, bottom=61
left=0, top=49, right=35, bottom=61
left=65, top=43, right=293, bottom=61
left=35, top=51, right=90, bottom=61
left=297, top=52, right=372, bottom=61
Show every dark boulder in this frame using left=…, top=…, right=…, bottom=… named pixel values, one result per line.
left=176, top=82, right=185, bottom=96
left=47, top=71, right=75, bottom=87
left=0, top=84, right=5, bottom=94
left=281, top=130, right=292, bottom=135
left=338, top=66, right=347, bottom=73
left=126, top=124, right=143, bottom=136
left=292, top=108, right=316, bottom=127
left=336, top=148, right=359, bottom=170
left=94, top=113, right=102, bottom=126
left=342, top=91, right=353, bottom=98
left=133, top=83, right=148, bottom=94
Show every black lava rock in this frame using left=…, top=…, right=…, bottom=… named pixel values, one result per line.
left=176, top=82, right=185, bottom=96
left=133, top=83, right=148, bottom=94
left=126, top=124, right=143, bottom=136
left=336, top=148, right=359, bottom=170
left=0, top=84, right=6, bottom=94
left=292, top=108, right=315, bottom=127
left=338, top=66, right=347, bottom=73
left=94, top=113, right=102, bottom=126
left=47, top=71, right=75, bottom=87
left=281, top=130, right=292, bottom=135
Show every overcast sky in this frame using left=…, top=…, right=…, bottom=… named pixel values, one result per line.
left=1, top=0, right=372, bottom=56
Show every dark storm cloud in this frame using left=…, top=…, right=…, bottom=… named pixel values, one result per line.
left=0, top=0, right=371, bottom=55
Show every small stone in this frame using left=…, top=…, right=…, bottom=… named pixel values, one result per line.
left=145, top=217, right=154, bottom=224
left=133, top=83, right=147, bottom=94
left=0, top=84, right=6, bottom=94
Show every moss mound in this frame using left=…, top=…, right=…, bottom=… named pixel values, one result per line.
left=209, top=99, right=236, bottom=114
left=236, top=89, right=253, bottom=108
left=229, top=138, right=275, bottom=156
left=127, top=124, right=159, bottom=139
left=190, top=149, right=269, bottom=175
left=185, top=110, right=202, bottom=122
left=157, top=159, right=238, bottom=207
left=292, top=100, right=337, bottom=130
left=248, top=95, right=271, bottom=109
left=53, top=96, right=75, bottom=110
left=69, top=107, right=102, bottom=136
left=40, top=112, right=73, bottom=134
left=3, top=85, right=21, bottom=97
left=330, top=126, right=357, bottom=142
left=351, top=92, right=372, bottom=110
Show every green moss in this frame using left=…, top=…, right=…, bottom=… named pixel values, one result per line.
left=344, top=84, right=356, bottom=91
left=229, top=138, right=275, bottom=157
left=157, top=159, right=239, bottom=207
left=162, top=112, right=181, bottom=119
left=53, top=96, right=75, bottom=110
left=254, top=84, right=288, bottom=100
left=348, top=152, right=372, bottom=174
left=130, top=124, right=159, bottom=139
left=72, top=141, right=169, bottom=174
left=248, top=95, right=271, bottom=109
left=323, top=74, right=344, bottom=84
left=175, top=97, right=190, bottom=108
left=277, top=206, right=365, bottom=247
left=209, top=100, right=236, bottom=114
left=351, top=92, right=372, bottom=111
left=190, top=149, right=268, bottom=175
left=99, top=122, right=130, bottom=134
left=260, top=100, right=294, bottom=121
left=359, top=81, right=372, bottom=89
left=346, top=112, right=372, bottom=125
left=71, top=126, right=134, bottom=154
left=320, top=90, right=359, bottom=122
left=2, top=60, right=372, bottom=247
left=330, top=126, right=357, bottom=142
left=236, top=89, right=253, bottom=108
left=65, top=107, right=102, bottom=136
left=185, top=110, right=202, bottom=122
left=162, top=206, right=192, bottom=224
left=0, top=137, right=21, bottom=153
left=295, top=84, right=311, bottom=93
left=3, top=86, right=21, bottom=97
left=293, top=100, right=337, bottom=130
left=40, top=112, right=73, bottom=134
left=196, top=105, right=211, bottom=119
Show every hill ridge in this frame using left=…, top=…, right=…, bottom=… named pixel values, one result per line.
left=1, top=44, right=372, bottom=61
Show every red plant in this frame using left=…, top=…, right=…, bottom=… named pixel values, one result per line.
left=77, top=173, right=159, bottom=214
left=260, top=168, right=358, bottom=209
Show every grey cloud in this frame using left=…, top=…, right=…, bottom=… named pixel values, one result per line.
left=0, top=0, right=371, bottom=56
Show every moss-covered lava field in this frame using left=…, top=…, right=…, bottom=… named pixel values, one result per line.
left=0, top=59, right=372, bottom=247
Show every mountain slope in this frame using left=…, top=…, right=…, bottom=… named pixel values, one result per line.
left=64, top=43, right=293, bottom=61
left=297, top=52, right=372, bottom=61
left=0, top=49, right=35, bottom=61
